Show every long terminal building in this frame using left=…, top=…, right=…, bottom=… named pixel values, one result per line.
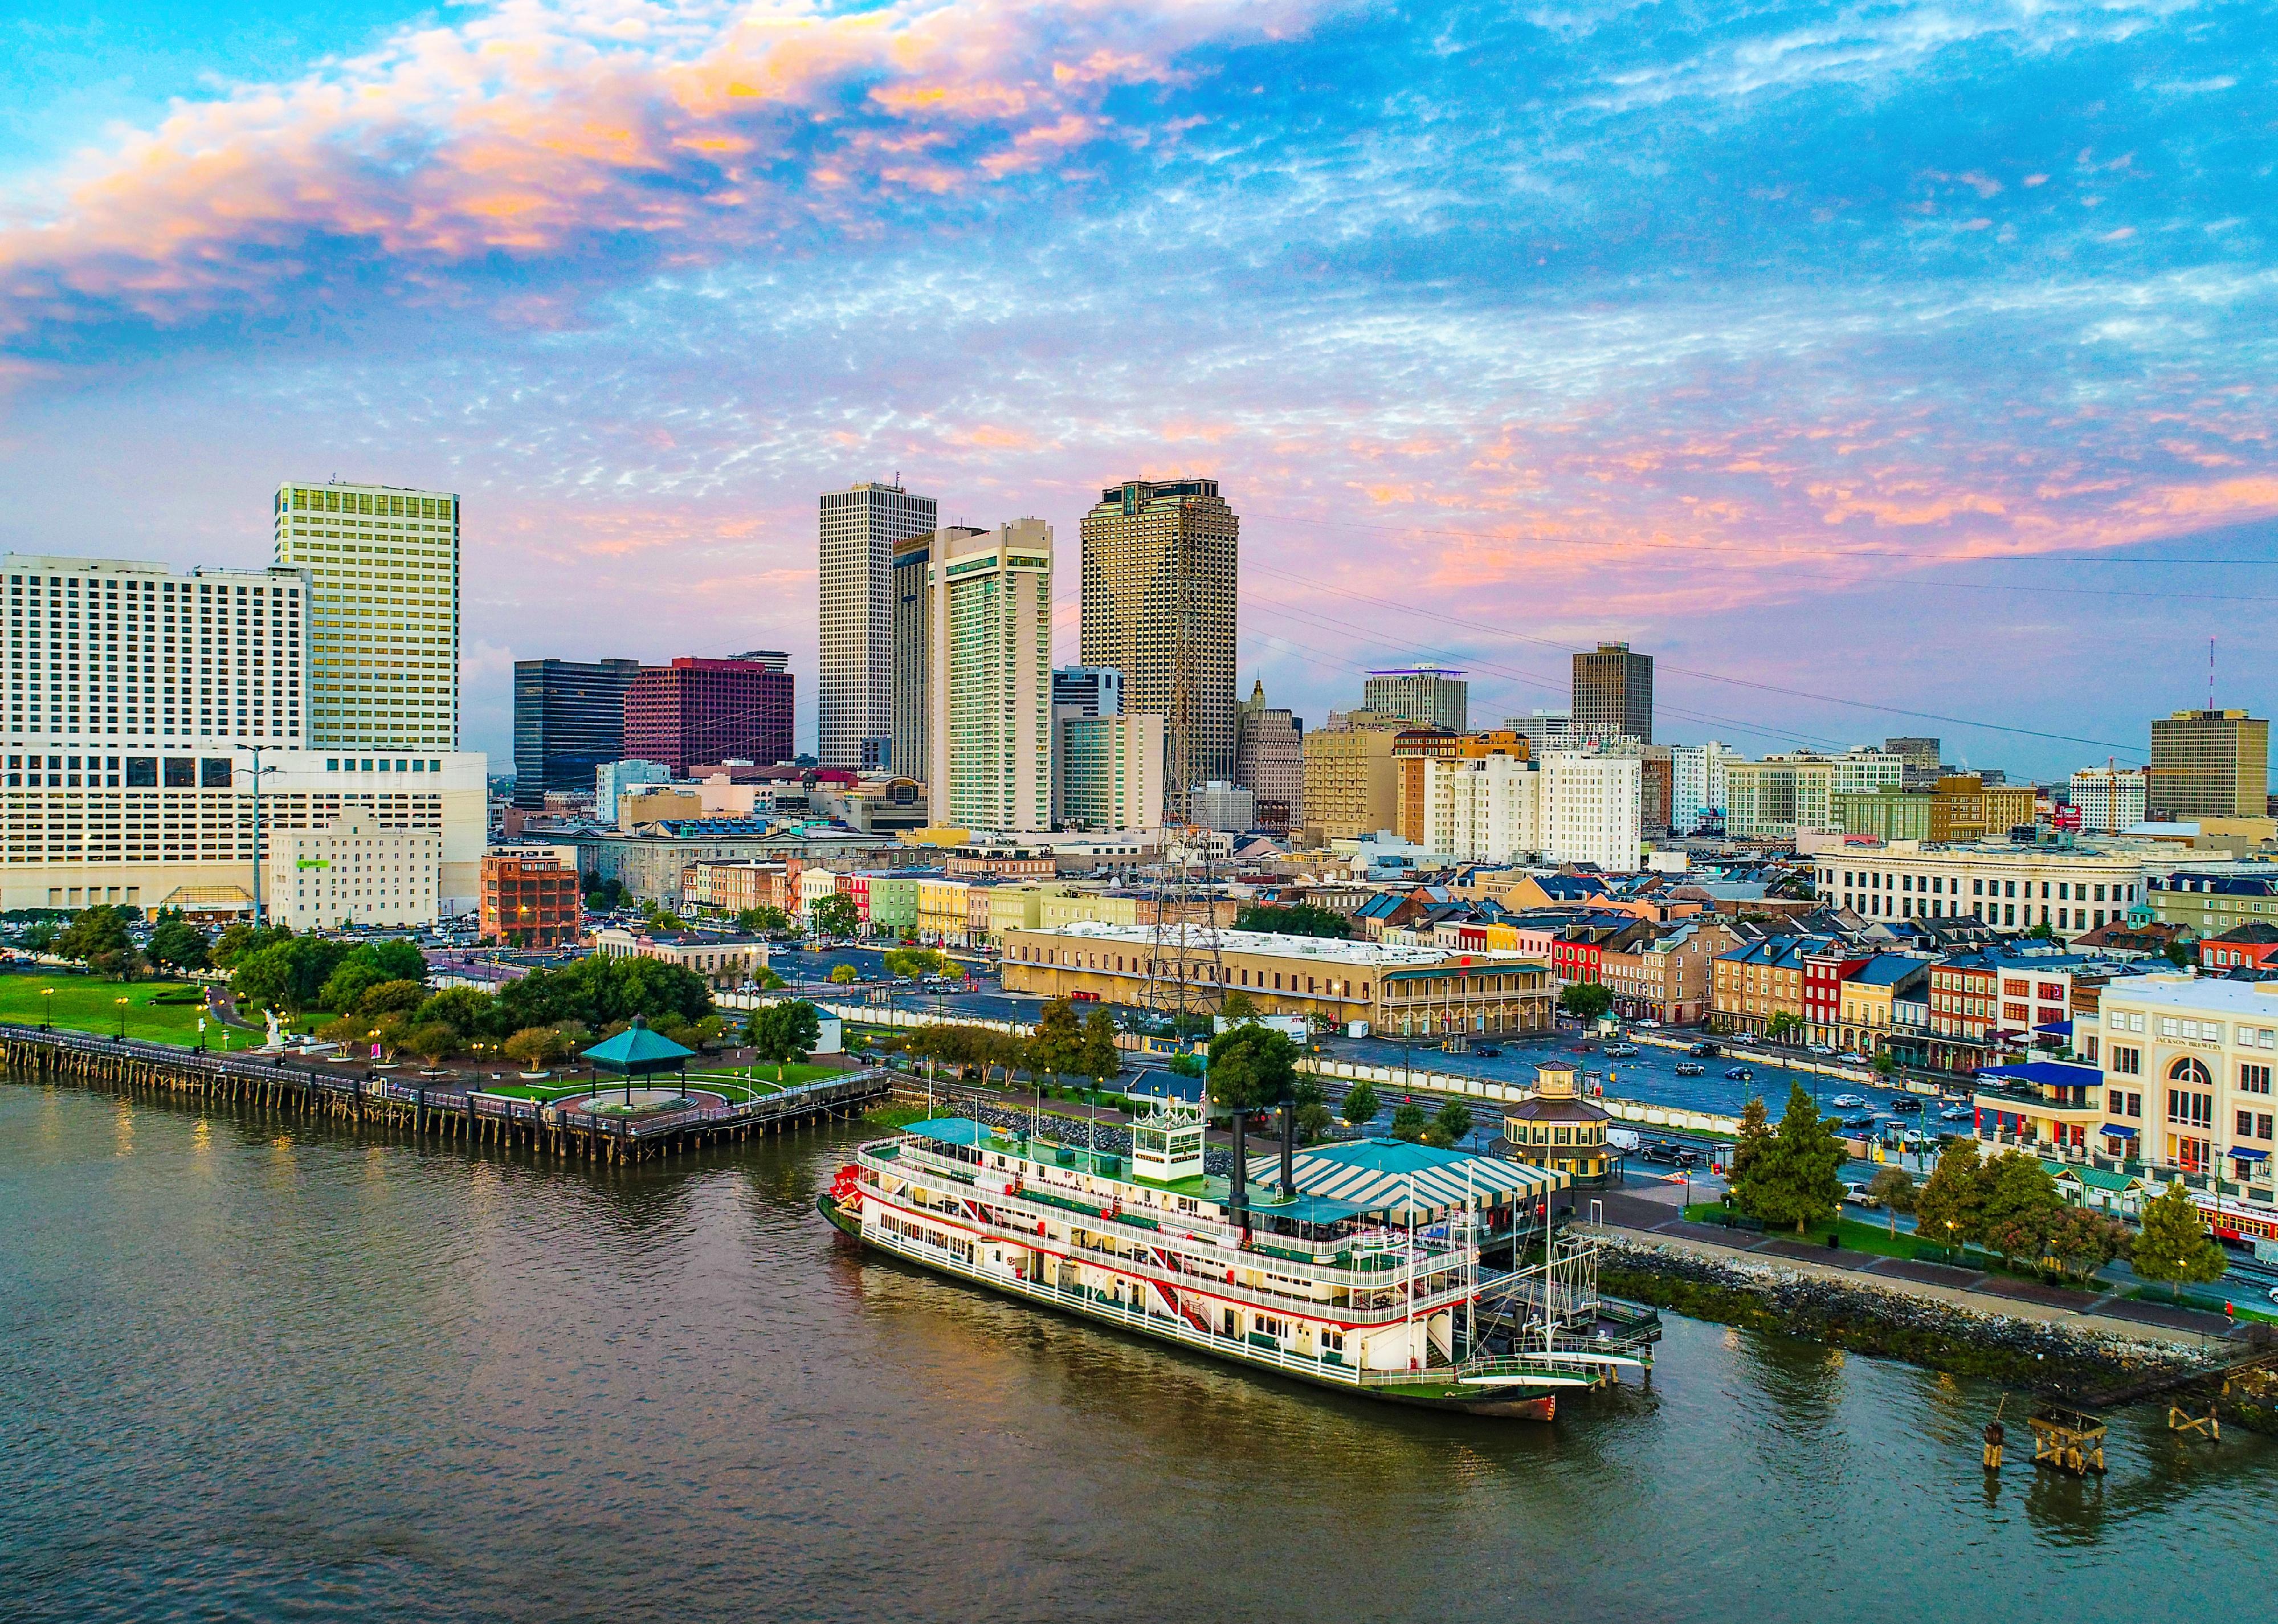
left=1002, top=921, right=1555, bottom=1037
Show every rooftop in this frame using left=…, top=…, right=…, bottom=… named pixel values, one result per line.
left=1014, top=919, right=1542, bottom=969
left=2097, top=974, right=2278, bottom=1018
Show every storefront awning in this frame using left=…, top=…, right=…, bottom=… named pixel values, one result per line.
left=2101, top=1124, right=2137, bottom=1139
left=2231, top=1146, right=2269, bottom=1162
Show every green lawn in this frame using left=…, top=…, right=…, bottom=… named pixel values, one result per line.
left=1681, top=1202, right=1922, bottom=1260
left=0, top=974, right=222, bottom=1046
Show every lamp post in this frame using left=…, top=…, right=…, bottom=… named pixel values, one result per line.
left=41, top=986, right=55, bottom=1031
left=115, top=996, right=128, bottom=1040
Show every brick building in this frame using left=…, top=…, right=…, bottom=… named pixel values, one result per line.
left=479, top=850, right=582, bottom=948
left=624, top=654, right=793, bottom=776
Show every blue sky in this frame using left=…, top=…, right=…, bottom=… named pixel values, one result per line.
left=1, top=0, right=2272, bottom=774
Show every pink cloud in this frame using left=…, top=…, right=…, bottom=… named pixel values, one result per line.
left=0, top=0, right=1324, bottom=341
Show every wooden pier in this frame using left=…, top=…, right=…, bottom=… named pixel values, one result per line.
left=0, top=1023, right=890, bottom=1164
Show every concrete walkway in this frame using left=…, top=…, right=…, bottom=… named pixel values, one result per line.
left=1584, top=1188, right=2236, bottom=1349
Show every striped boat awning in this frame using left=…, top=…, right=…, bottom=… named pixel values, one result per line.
left=1246, top=1137, right=1569, bottom=1216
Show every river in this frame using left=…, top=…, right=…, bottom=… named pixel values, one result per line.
left=3, top=1080, right=2270, bottom=1623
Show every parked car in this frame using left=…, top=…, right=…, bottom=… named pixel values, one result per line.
left=1830, top=1093, right=1868, bottom=1109
left=1841, top=1181, right=1869, bottom=1205
left=1843, top=1114, right=1880, bottom=1132
left=1939, top=1104, right=1973, bottom=1122
left=1808, top=1043, right=1836, bottom=1056
left=1725, top=1065, right=1754, bottom=1082
left=1473, top=1044, right=1501, bottom=1058
left=1689, top=1041, right=1721, bottom=1058
left=1606, top=1043, right=1639, bottom=1059
left=1890, top=1096, right=1924, bottom=1113
left=1674, top=1062, right=1705, bottom=1076
left=1634, top=1018, right=1661, bottom=1029
left=1838, top=1051, right=1870, bottom=1065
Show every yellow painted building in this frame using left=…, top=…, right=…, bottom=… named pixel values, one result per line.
left=1301, top=721, right=1402, bottom=844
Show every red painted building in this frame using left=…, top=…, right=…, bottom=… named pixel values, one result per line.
left=624, top=655, right=793, bottom=775
left=1802, top=945, right=1873, bottom=1046
left=480, top=851, right=582, bottom=949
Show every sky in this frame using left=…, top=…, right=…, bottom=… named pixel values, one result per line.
left=1, top=0, right=2273, bottom=779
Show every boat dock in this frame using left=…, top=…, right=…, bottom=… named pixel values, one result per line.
left=0, top=1024, right=890, bottom=1162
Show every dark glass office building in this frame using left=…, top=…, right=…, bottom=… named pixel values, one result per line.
left=512, top=658, right=642, bottom=807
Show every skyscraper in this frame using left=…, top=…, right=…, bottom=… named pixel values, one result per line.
left=624, top=655, right=793, bottom=776
left=819, top=481, right=936, bottom=770
left=1235, top=679, right=1303, bottom=834
left=511, top=658, right=640, bottom=807
left=1079, top=476, right=1238, bottom=810
left=891, top=526, right=981, bottom=782
left=1362, top=664, right=1468, bottom=730
left=928, top=520, right=1053, bottom=831
left=2149, top=708, right=2269, bottom=819
left=1570, top=642, right=1653, bottom=744
left=273, top=482, right=459, bottom=749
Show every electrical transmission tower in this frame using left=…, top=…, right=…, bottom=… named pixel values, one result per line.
left=1142, top=829, right=1226, bottom=1030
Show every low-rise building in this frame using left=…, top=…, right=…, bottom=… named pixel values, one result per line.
left=1599, top=917, right=1737, bottom=1026
left=2199, top=923, right=2278, bottom=973
left=1002, top=921, right=1554, bottom=1038
left=1812, top=842, right=2148, bottom=939
left=268, top=814, right=441, bottom=931
left=1833, top=954, right=1932, bottom=1056
left=591, top=924, right=768, bottom=989
left=2145, top=869, right=2278, bottom=936
left=1503, top=1062, right=1614, bottom=1182
left=1710, top=935, right=1824, bottom=1039
left=479, top=848, right=581, bottom=948
left=681, top=859, right=797, bottom=916
left=2090, top=975, right=2278, bottom=1217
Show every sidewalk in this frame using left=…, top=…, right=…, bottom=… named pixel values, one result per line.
left=1584, top=1187, right=2238, bottom=1346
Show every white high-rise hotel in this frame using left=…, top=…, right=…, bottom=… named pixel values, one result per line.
left=819, top=481, right=936, bottom=771
left=926, top=520, right=1054, bottom=831
left=0, top=480, right=486, bottom=917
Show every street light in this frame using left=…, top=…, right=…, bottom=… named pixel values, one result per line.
left=115, top=996, right=129, bottom=1040
left=40, top=986, right=55, bottom=1031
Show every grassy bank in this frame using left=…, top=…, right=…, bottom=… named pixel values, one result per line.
left=0, top=975, right=214, bottom=1046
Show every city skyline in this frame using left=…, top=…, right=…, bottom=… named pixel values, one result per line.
left=0, top=0, right=2272, bottom=778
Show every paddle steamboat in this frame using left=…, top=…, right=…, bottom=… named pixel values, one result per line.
left=819, top=1096, right=1659, bottom=1418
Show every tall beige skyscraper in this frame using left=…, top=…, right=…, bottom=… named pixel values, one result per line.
left=820, top=481, right=936, bottom=770
left=1079, top=476, right=1238, bottom=811
left=1571, top=641, right=1653, bottom=744
left=273, top=482, right=459, bottom=749
left=1363, top=663, right=1468, bottom=730
left=891, top=525, right=981, bottom=783
left=2150, top=708, right=2269, bottom=818
left=927, top=520, right=1053, bottom=831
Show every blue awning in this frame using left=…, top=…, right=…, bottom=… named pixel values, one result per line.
left=2033, top=1020, right=2073, bottom=1036
left=2231, top=1146, right=2269, bottom=1162
left=2101, top=1124, right=2137, bottom=1139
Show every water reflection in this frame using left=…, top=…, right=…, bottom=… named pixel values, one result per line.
left=3, top=1082, right=2275, bottom=1624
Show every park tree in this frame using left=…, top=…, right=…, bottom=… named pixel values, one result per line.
left=1079, top=1007, right=1121, bottom=1095
left=2132, top=1180, right=2229, bottom=1300
left=1865, top=1165, right=1918, bottom=1238
left=415, top=986, right=502, bottom=1040
left=883, top=946, right=947, bottom=981
left=353, top=979, right=427, bottom=1018
left=232, top=935, right=353, bottom=1014
left=210, top=921, right=290, bottom=970
left=1390, top=1102, right=1429, bottom=1142
left=1764, top=1011, right=1805, bottom=1045
left=749, top=1001, right=823, bottom=1080
left=1978, top=1150, right=2066, bottom=1269
left=1558, top=982, right=1614, bottom=1024
left=1746, top=1082, right=1845, bottom=1234
left=1209, top=1022, right=1299, bottom=1217
left=809, top=893, right=860, bottom=939
left=146, top=909, right=209, bottom=973
left=1219, top=990, right=1259, bottom=1022
left=829, top=963, right=860, bottom=985
left=1725, top=1096, right=1772, bottom=1210
left=400, top=1022, right=459, bottom=1067
left=1912, top=1136, right=1987, bottom=1252
left=1232, top=902, right=1350, bottom=939
left=1435, top=1100, right=1475, bottom=1146
left=503, top=1026, right=573, bottom=1069
left=55, top=905, right=138, bottom=978
left=1342, top=1079, right=1381, bottom=1128
left=738, top=906, right=791, bottom=936
left=1028, top=998, right=1086, bottom=1093
left=2044, top=1206, right=2132, bottom=1283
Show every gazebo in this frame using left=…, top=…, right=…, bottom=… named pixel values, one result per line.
left=582, top=1017, right=696, bottom=1107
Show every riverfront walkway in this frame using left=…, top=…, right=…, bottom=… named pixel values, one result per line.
left=1585, top=1184, right=2243, bottom=1348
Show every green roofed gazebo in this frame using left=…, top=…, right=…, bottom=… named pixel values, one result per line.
left=583, top=1017, right=696, bottom=1105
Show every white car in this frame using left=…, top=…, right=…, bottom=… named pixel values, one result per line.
left=1829, top=1093, right=1868, bottom=1109
left=1838, top=1051, right=1871, bottom=1066
left=1807, top=1043, right=1835, bottom=1056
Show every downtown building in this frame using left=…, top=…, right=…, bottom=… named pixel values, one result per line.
left=890, top=525, right=982, bottom=784
left=1571, top=642, right=1653, bottom=743
left=1361, top=664, right=1467, bottom=731
left=926, top=521, right=1054, bottom=832
left=2149, top=708, right=2269, bottom=820
left=511, top=657, right=640, bottom=807
left=1, top=531, right=487, bottom=918
left=624, top=654, right=792, bottom=777
left=820, top=482, right=936, bottom=770
left=275, top=482, right=460, bottom=750
left=1234, top=679, right=1303, bottom=833
left=1080, top=477, right=1238, bottom=810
